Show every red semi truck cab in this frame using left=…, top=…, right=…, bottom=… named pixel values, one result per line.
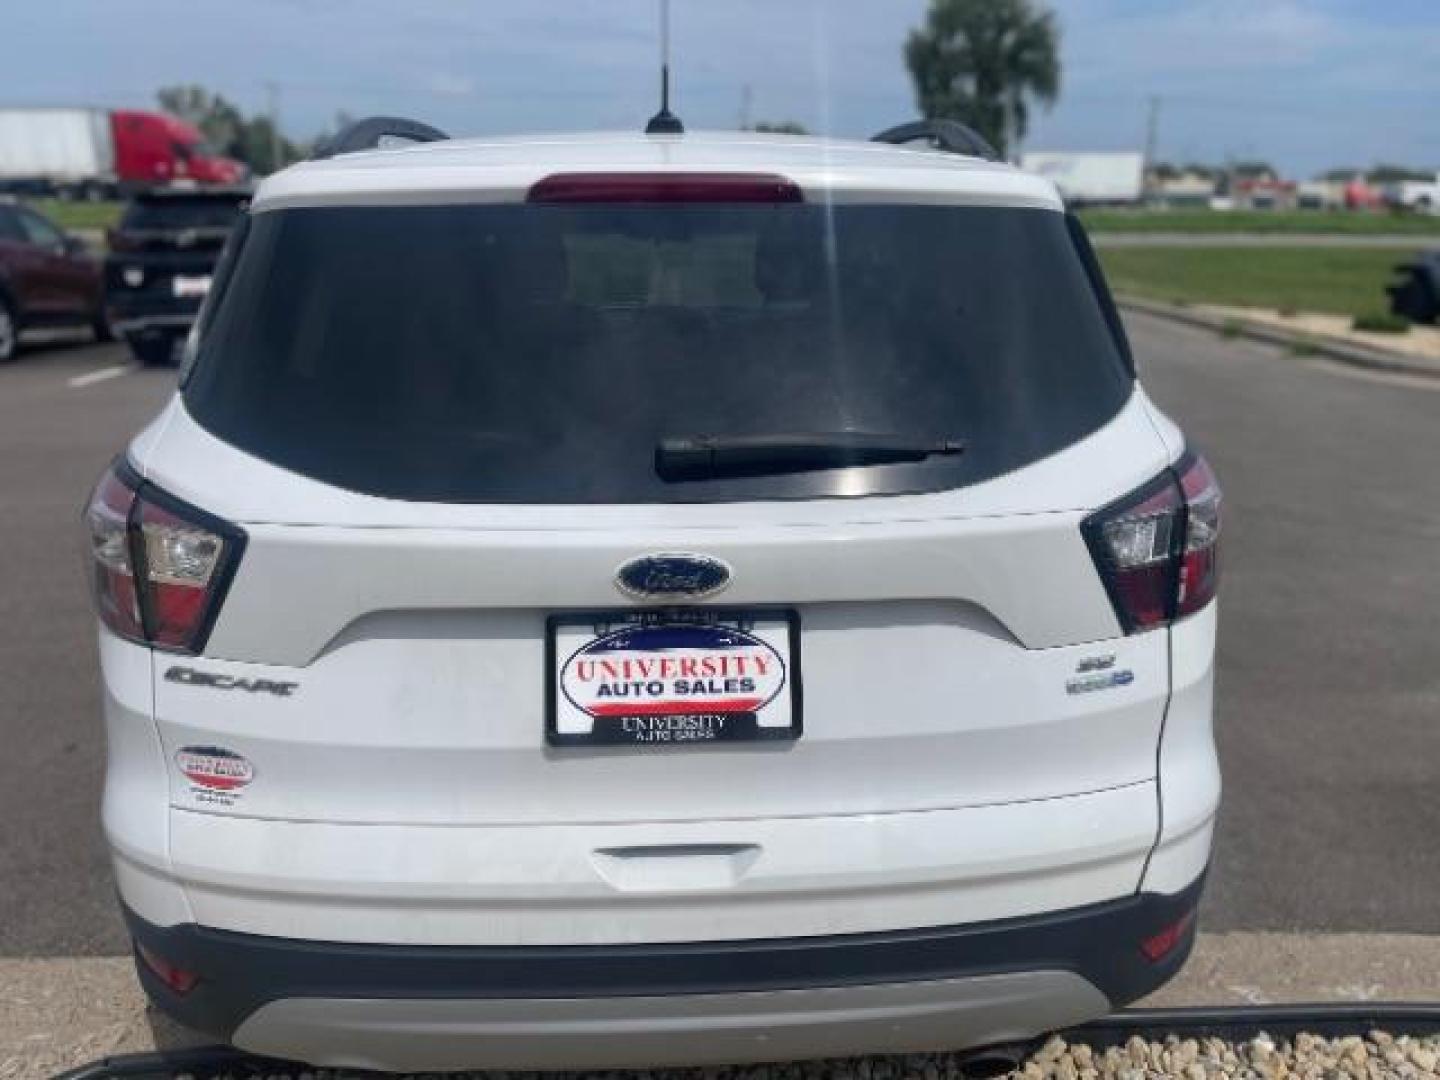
left=111, top=110, right=246, bottom=187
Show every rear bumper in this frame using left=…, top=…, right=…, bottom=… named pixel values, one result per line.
left=127, top=871, right=1204, bottom=1068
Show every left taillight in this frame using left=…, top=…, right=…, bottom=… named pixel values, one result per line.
left=86, top=466, right=144, bottom=641
left=84, top=460, right=245, bottom=654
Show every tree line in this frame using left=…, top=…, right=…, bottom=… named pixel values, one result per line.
left=156, top=85, right=352, bottom=175
left=1152, top=161, right=1435, bottom=184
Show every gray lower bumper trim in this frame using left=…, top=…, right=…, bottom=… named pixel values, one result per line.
left=233, top=971, right=1108, bottom=1071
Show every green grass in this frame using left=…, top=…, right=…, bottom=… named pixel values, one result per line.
left=1351, top=310, right=1411, bottom=333
left=24, top=198, right=124, bottom=232
left=1097, top=246, right=1404, bottom=319
left=1079, top=208, right=1440, bottom=236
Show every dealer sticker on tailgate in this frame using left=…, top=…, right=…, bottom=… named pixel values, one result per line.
left=548, top=611, right=801, bottom=746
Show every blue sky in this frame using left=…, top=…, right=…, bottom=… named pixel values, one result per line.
left=7, top=0, right=1439, bottom=177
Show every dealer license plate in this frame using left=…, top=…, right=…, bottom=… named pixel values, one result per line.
left=547, top=610, right=801, bottom=746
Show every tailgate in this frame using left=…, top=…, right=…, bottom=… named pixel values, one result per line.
left=143, top=395, right=1174, bottom=828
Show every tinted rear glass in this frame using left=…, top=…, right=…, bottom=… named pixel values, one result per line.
left=184, top=203, right=1131, bottom=503
left=121, top=196, right=246, bottom=232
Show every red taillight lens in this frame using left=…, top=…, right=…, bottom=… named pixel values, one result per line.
left=135, top=942, right=200, bottom=994
left=136, top=496, right=229, bottom=649
left=527, top=172, right=804, bottom=204
left=84, top=460, right=244, bottom=654
left=1140, top=908, right=1197, bottom=963
left=1175, top=454, right=1221, bottom=619
left=85, top=468, right=143, bottom=641
left=1083, top=450, right=1222, bottom=634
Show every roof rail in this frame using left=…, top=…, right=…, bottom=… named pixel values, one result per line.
left=871, top=119, right=999, bottom=162
left=311, top=116, right=450, bottom=160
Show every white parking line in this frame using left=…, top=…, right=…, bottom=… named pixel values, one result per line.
left=66, top=364, right=132, bottom=389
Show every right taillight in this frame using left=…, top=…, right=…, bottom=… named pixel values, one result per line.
left=83, top=460, right=245, bottom=654
left=1082, top=450, right=1222, bottom=634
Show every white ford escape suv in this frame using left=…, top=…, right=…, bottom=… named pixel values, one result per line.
left=85, top=121, right=1221, bottom=1071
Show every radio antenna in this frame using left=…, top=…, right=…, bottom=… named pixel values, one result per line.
left=644, top=0, right=684, bottom=134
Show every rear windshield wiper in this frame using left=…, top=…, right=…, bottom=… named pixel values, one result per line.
left=655, top=432, right=965, bottom=481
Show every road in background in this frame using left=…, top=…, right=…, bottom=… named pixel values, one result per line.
left=0, top=312, right=1437, bottom=960
left=1133, top=312, right=1440, bottom=932
left=0, top=340, right=172, bottom=956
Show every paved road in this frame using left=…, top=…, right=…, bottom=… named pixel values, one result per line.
left=0, top=315, right=1437, bottom=959
left=1132, top=313, right=1440, bottom=932
left=1093, top=232, right=1437, bottom=249
left=0, top=338, right=175, bottom=958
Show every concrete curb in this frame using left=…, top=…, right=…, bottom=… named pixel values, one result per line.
left=1095, top=233, right=1439, bottom=249
left=1118, top=295, right=1440, bottom=381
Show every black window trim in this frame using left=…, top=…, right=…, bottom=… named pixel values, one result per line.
left=179, top=213, right=250, bottom=388
left=1065, top=212, right=1134, bottom=378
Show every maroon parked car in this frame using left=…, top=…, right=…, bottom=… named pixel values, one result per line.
left=0, top=197, right=108, bottom=362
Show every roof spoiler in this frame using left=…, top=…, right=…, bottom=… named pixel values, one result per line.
left=871, top=119, right=999, bottom=162
left=311, top=116, right=450, bottom=160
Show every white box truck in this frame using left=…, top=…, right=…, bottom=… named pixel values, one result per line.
left=1019, top=151, right=1146, bottom=206
left=0, top=106, right=243, bottom=198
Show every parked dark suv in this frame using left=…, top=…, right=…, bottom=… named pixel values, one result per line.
left=105, top=188, right=249, bottom=365
left=0, top=197, right=107, bottom=362
left=1388, top=249, right=1440, bottom=326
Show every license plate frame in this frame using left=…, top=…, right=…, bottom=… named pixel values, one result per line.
left=546, top=608, right=802, bottom=747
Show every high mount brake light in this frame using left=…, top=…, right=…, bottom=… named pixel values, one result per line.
left=84, top=461, right=245, bottom=654
left=1082, top=450, right=1222, bottom=634
left=526, top=172, right=804, bottom=204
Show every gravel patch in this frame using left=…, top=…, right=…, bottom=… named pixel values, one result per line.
left=22, top=1033, right=1439, bottom=1080
left=1011, top=1030, right=1440, bottom=1078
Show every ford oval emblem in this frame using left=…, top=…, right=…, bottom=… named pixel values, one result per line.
left=615, top=553, right=732, bottom=602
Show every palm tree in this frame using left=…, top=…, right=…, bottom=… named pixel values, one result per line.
left=904, top=0, right=1061, bottom=160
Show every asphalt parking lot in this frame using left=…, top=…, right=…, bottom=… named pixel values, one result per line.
left=0, top=311, right=1437, bottom=960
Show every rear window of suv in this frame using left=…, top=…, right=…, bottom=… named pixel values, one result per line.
left=183, top=201, right=1132, bottom=503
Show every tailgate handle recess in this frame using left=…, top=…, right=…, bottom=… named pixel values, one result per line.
left=591, top=843, right=761, bottom=892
